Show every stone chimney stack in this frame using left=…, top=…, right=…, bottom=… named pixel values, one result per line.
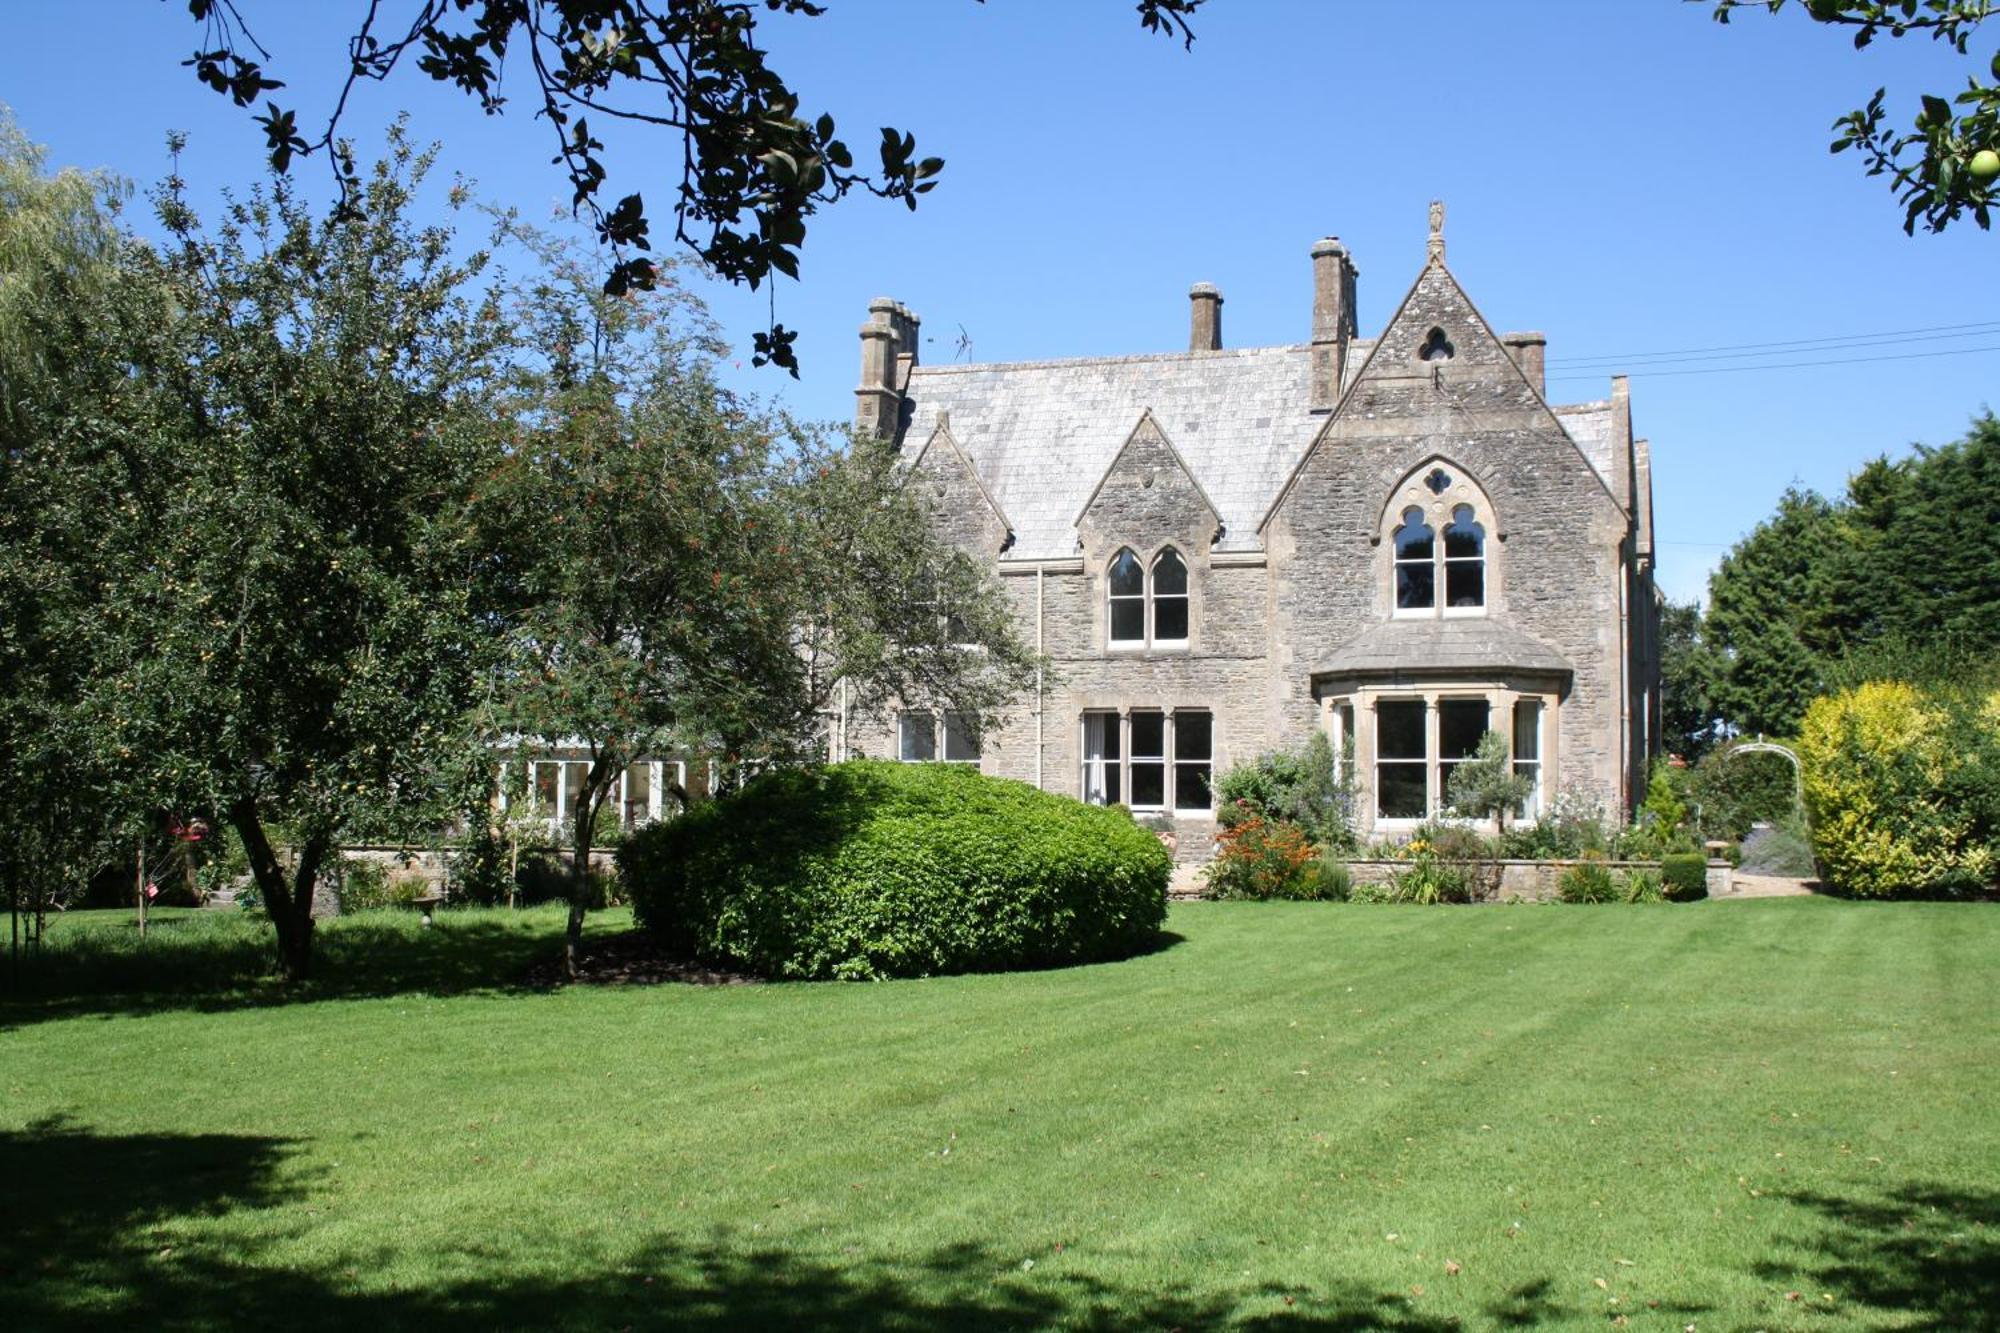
left=854, top=297, right=920, bottom=441
left=1501, top=331, right=1547, bottom=398
left=1188, top=282, right=1223, bottom=351
left=1309, top=237, right=1358, bottom=412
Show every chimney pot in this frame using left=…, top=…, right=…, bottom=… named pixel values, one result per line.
left=855, top=296, right=917, bottom=441
left=1188, top=282, right=1223, bottom=352
left=1501, top=331, right=1547, bottom=398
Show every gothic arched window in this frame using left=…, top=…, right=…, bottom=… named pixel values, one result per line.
left=1385, top=465, right=1494, bottom=619
left=1393, top=507, right=1435, bottom=611
left=1151, top=548, right=1189, bottom=642
left=1108, top=548, right=1145, bottom=643
left=1443, top=504, right=1485, bottom=609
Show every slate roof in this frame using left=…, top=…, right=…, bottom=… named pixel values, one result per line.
left=904, top=343, right=1371, bottom=559
left=902, top=344, right=1620, bottom=562
left=1552, top=401, right=1618, bottom=502
left=1310, top=618, right=1574, bottom=680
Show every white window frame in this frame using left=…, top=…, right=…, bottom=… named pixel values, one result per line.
left=1390, top=507, right=1437, bottom=620
left=1513, top=699, right=1544, bottom=822
left=1440, top=504, right=1487, bottom=619
left=1106, top=545, right=1192, bottom=651
left=898, top=710, right=980, bottom=765
left=1079, top=709, right=1214, bottom=815
left=1107, top=548, right=1147, bottom=648
left=1150, top=548, right=1190, bottom=649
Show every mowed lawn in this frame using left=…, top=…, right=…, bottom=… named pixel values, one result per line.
left=3, top=900, right=1995, bottom=1331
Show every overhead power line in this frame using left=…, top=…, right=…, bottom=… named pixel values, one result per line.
left=1547, top=320, right=2000, bottom=368
left=1547, top=342, right=2000, bottom=383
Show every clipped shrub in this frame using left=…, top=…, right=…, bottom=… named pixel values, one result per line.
left=1799, top=681, right=1994, bottom=897
left=1660, top=852, right=1709, bottom=902
left=620, top=761, right=1169, bottom=980
left=1556, top=856, right=1617, bottom=904
left=1621, top=867, right=1664, bottom=903
left=1204, top=814, right=1326, bottom=900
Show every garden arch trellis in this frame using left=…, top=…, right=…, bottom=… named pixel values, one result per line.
left=1713, top=737, right=1807, bottom=831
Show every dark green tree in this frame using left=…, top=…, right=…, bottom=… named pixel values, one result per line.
left=174, top=0, right=1205, bottom=372
left=99, top=127, right=513, bottom=979
left=1658, top=597, right=1722, bottom=760
left=1704, top=488, right=1844, bottom=737
left=1714, top=1, right=1998, bottom=233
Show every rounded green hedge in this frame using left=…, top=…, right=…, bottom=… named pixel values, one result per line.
left=618, top=760, right=1171, bottom=980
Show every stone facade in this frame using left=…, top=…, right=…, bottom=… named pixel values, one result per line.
left=835, top=208, right=1662, bottom=860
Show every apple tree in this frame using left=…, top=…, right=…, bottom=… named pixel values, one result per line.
left=172, top=0, right=1205, bottom=373
left=101, top=125, right=515, bottom=980
left=1715, top=0, right=1999, bottom=232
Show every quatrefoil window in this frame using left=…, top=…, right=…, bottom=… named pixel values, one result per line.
left=1424, top=468, right=1452, bottom=495
left=1419, top=327, right=1455, bottom=362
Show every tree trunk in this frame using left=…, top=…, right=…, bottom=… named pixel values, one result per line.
left=562, top=755, right=617, bottom=980
left=230, top=798, right=322, bottom=982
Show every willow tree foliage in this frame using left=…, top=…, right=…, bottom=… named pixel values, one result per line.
left=102, top=127, right=513, bottom=979
left=0, top=112, right=175, bottom=946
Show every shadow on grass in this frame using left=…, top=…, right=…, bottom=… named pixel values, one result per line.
left=1754, top=1181, right=2000, bottom=1330
left=0, top=909, right=568, bottom=1031
left=3, top=1120, right=1576, bottom=1332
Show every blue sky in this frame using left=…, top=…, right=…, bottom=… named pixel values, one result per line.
left=4, top=1, right=1994, bottom=603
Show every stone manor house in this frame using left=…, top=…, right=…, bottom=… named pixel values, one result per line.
left=831, top=207, right=1663, bottom=858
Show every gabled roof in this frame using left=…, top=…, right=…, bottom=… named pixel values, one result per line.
left=1311, top=618, right=1574, bottom=680
left=895, top=256, right=1633, bottom=562
left=901, top=342, right=1373, bottom=559
left=907, top=418, right=1014, bottom=541
left=1072, top=408, right=1222, bottom=532
left=1259, top=255, right=1625, bottom=533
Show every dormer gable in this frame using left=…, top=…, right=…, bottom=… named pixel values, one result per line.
left=906, top=416, right=1014, bottom=556
left=1074, top=409, right=1223, bottom=559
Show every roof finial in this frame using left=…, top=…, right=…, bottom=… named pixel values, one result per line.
left=1427, top=199, right=1445, bottom=264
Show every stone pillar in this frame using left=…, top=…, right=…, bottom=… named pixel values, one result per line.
left=1353, top=691, right=1377, bottom=838
left=1501, top=332, right=1547, bottom=398
left=1309, top=237, right=1358, bottom=412
left=1189, top=282, right=1223, bottom=351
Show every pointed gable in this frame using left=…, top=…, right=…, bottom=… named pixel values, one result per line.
left=906, top=418, right=1014, bottom=556
left=1261, top=255, right=1625, bottom=533
left=1074, top=410, right=1222, bottom=558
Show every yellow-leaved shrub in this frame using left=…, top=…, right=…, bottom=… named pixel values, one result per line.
left=1799, top=681, right=1995, bottom=896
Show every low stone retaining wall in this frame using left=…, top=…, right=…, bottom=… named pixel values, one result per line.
left=328, top=844, right=619, bottom=914
left=1339, top=857, right=1732, bottom=901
